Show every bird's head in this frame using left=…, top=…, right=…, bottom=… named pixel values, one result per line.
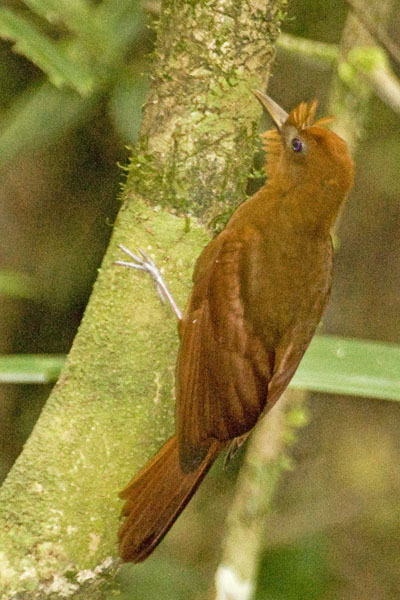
left=254, top=91, right=354, bottom=199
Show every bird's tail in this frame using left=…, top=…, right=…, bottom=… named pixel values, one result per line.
left=118, top=434, right=221, bottom=562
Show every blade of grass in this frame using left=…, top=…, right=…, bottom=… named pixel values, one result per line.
left=291, top=335, right=400, bottom=401
left=0, top=354, right=65, bottom=384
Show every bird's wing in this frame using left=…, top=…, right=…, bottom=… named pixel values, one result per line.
left=176, top=231, right=275, bottom=471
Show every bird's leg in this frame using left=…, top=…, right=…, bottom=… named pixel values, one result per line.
left=115, top=244, right=182, bottom=321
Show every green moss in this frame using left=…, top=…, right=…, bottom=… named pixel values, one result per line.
left=0, top=201, right=211, bottom=597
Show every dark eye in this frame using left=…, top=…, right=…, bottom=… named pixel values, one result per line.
left=291, top=137, right=303, bottom=153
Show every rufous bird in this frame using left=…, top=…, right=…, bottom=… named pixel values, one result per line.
left=116, top=91, right=354, bottom=562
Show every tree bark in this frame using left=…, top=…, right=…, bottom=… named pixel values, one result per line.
left=0, top=1, right=285, bottom=597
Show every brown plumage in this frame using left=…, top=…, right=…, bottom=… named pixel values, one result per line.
left=118, top=92, right=354, bottom=562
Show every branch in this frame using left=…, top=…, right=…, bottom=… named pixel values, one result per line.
left=215, top=391, right=308, bottom=600
left=277, top=33, right=400, bottom=118
left=0, top=1, right=286, bottom=597
left=329, top=0, right=395, bottom=150
left=277, top=32, right=338, bottom=65
left=346, top=0, right=400, bottom=65
left=343, top=46, right=400, bottom=115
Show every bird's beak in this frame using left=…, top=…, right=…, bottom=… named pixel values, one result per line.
left=253, top=90, right=288, bottom=130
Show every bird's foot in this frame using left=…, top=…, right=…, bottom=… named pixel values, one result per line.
left=115, top=244, right=182, bottom=320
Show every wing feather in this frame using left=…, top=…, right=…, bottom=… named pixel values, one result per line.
left=176, top=232, right=274, bottom=471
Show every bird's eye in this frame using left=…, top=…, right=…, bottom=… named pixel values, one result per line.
left=291, top=137, right=303, bottom=153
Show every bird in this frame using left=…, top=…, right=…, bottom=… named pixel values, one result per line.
left=116, top=91, right=354, bottom=563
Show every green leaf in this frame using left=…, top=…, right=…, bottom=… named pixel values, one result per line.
left=0, top=82, right=99, bottom=166
left=0, top=355, right=65, bottom=384
left=0, top=1, right=146, bottom=166
left=22, top=0, right=96, bottom=39
left=0, top=8, right=95, bottom=95
left=291, top=335, right=400, bottom=401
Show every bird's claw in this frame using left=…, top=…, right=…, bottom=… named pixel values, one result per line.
left=115, top=244, right=182, bottom=319
left=116, top=244, right=164, bottom=290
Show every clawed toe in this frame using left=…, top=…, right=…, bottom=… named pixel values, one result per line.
left=115, top=243, right=182, bottom=320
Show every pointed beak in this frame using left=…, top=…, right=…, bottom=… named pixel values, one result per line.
left=253, top=90, right=288, bottom=130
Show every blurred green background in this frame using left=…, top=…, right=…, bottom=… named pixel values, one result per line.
left=0, top=0, right=399, bottom=598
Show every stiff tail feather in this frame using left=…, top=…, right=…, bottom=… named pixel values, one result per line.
left=118, top=434, right=221, bottom=562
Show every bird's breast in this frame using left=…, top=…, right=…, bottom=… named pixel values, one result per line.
left=242, top=226, right=332, bottom=349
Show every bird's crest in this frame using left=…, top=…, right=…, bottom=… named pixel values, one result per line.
left=288, top=100, right=334, bottom=130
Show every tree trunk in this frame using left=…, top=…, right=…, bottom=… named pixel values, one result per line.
left=0, top=1, right=286, bottom=597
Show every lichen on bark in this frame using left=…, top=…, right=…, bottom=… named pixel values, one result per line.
left=129, top=0, right=285, bottom=223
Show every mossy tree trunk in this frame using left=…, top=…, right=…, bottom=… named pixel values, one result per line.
left=0, top=1, right=286, bottom=598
